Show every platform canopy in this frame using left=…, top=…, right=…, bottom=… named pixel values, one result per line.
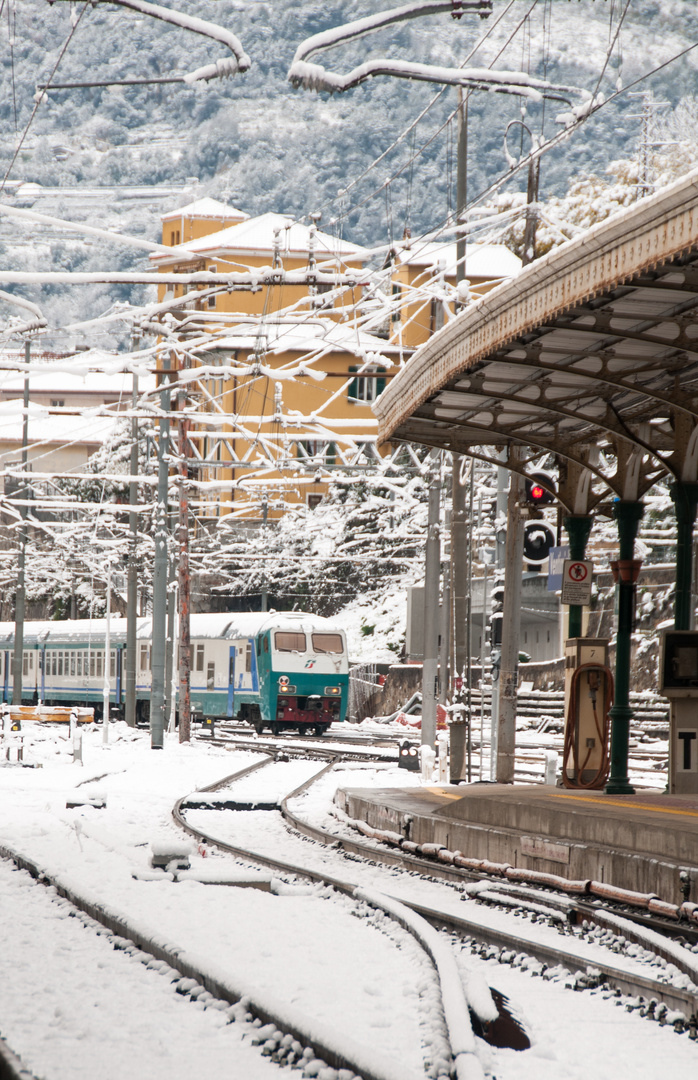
left=374, top=166, right=698, bottom=515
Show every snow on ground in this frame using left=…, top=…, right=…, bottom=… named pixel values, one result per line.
left=0, top=860, right=282, bottom=1080
left=0, top=721, right=696, bottom=1080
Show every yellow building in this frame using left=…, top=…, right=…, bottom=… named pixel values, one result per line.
left=151, top=205, right=521, bottom=522
left=390, top=240, right=522, bottom=349
left=151, top=200, right=397, bottom=521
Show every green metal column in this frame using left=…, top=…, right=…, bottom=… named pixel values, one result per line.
left=562, top=516, right=593, bottom=639
left=670, top=482, right=698, bottom=632
left=606, top=500, right=644, bottom=795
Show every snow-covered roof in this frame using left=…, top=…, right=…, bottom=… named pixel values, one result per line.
left=151, top=212, right=368, bottom=264
left=395, top=241, right=522, bottom=280
left=161, top=197, right=249, bottom=222
left=0, top=402, right=119, bottom=447
left=0, top=363, right=155, bottom=398
left=0, top=617, right=138, bottom=647
left=189, top=317, right=401, bottom=360
left=220, top=611, right=346, bottom=641
left=136, top=611, right=347, bottom=640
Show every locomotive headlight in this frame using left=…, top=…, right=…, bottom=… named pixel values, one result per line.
left=324, top=686, right=340, bottom=695
left=279, top=684, right=296, bottom=694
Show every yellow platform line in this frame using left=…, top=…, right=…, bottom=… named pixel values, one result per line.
left=423, top=787, right=464, bottom=800
left=552, top=792, right=698, bottom=818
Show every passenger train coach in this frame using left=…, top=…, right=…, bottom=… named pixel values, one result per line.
left=0, top=611, right=349, bottom=735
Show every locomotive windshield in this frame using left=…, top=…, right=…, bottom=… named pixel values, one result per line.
left=311, top=633, right=344, bottom=654
left=274, top=631, right=307, bottom=652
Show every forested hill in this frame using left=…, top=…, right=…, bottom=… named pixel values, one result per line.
left=2, top=1, right=698, bottom=342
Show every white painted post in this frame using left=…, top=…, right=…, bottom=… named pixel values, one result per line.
left=437, top=731, right=449, bottom=783
left=103, top=562, right=111, bottom=745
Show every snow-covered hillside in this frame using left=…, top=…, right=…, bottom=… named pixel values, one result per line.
left=2, top=1, right=698, bottom=343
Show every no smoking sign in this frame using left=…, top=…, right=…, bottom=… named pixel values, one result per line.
left=561, top=559, right=593, bottom=605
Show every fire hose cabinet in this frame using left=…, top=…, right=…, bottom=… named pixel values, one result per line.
left=659, top=630, right=698, bottom=795
left=562, top=638, right=613, bottom=789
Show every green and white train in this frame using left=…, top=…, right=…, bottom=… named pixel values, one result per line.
left=0, top=611, right=349, bottom=734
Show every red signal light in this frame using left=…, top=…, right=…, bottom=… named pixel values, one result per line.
left=530, top=484, right=545, bottom=501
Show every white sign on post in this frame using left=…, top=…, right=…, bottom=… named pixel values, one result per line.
left=561, top=559, right=593, bottom=605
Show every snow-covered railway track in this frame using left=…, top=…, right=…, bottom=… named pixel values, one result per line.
left=0, top=853, right=298, bottom=1080
left=0, top=836, right=416, bottom=1080
left=176, top=761, right=698, bottom=1026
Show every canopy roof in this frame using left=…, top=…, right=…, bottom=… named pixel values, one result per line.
left=375, top=166, right=698, bottom=512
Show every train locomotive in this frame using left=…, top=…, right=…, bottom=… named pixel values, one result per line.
left=0, top=610, right=349, bottom=735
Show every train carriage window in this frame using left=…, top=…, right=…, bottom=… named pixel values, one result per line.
left=23, top=652, right=28, bottom=677
left=110, top=651, right=116, bottom=679
left=274, top=632, right=306, bottom=653
left=50, top=652, right=56, bottom=676
left=70, top=653, right=76, bottom=677
left=77, top=653, right=82, bottom=677
left=58, top=653, right=63, bottom=677
left=196, top=644, right=204, bottom=671
left=90, top=652, right=95, bottom=677
left=245, top=642, right=252, bottom=673
left=311, top=633, right=344, bottom=654
left=139, top=644, right=149, bottom=672
left=96, top=652, right=103, bottom=679
left=207, top=661, right=215, bottom=690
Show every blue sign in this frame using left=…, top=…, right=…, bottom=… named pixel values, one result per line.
left=547, top=545, right=569, bottom=591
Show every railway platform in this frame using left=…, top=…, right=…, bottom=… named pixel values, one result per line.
left=335, top=783, right=698, bottom=905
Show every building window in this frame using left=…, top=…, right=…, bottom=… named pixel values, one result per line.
left=307, top=493, right=323, bottom=510
left=391, top=282, right=402, bottom=322
left=347, top=366, right=386, bottom=404
left=50, top=399, right=65, bottom=408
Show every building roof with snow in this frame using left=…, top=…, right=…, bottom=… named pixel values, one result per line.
left=395, top=241, right=522, bottom=280
left=161, top=197, right=249, bottom=223
left=152, top=212, right=368, bottom=265
left=189, top=317, right=401, bottom=362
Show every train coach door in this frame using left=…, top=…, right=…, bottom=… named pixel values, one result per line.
left=227, top=647, right=235, bottom=717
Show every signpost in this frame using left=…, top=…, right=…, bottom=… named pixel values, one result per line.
left=561, top=559, right=593, bottom=606
left=547, top=545, right=569, bottom=591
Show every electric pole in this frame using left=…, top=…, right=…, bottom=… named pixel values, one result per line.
left=178, top=358, right=192, bottom=744
left=422, top=465, right=441, bottom=749
left=150, top=354, right=171, bottom=749
left=12, top=340, right=30, bottom=706
left=125, top=335, right=139, bottom=728
left=496, top=452, right=525, bottom=783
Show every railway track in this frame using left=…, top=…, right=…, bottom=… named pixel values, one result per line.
left=177, top=754, right=698, bottom=1024
left=1, top=735, right=694, bottom=1080
left=199, top=718, right=668, bottom=789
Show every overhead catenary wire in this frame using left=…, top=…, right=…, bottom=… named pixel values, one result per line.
left=2, top=5, right=696, bottom=530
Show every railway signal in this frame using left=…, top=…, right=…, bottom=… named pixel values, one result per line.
left=523, top=521, right=556, bottom=565
left=524, top=471, right=556, bottom=507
